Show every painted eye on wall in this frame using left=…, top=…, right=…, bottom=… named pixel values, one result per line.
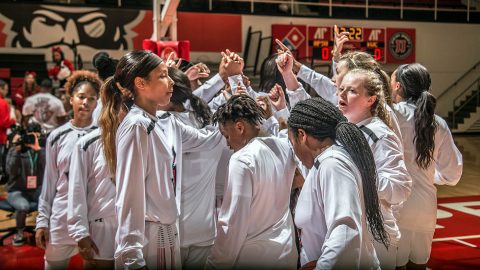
left=83, top=19, right=105, bottom=38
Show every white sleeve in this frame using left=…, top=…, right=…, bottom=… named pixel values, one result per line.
left=206, top=158, right=252, bottom=269
left=208, top=94, right=227, bottom=111
left=115, top=125, right=148, bottom=269
left=372, top=134, right=412, bottom=205
left=227, top=74, right=246, bottom=95
left=297, top=65, right=338, bottom=105
left=179, top=120, right=224, bottom=153
left=262, top=116, right=279, bottom=136
left=286, top=83, right=311, bottom=109
left=67, top=140, right=91, bottom=242
left=192, top=73, right=225, bottom=103
left=315, top=158, right=363, bottom=269
left=36, top=136, right=59, bottom=229
left=434, top=128, right=463, bottom=186
left=274, top=107, right=290, bottom=121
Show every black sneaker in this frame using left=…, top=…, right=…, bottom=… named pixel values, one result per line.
left=12, top=233, right=25, bottom=246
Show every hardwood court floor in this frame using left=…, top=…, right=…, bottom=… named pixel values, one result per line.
left=437, top=134, right=480, bottom=198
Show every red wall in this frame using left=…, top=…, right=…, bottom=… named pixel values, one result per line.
left=178, top=12, right=242, bottom=52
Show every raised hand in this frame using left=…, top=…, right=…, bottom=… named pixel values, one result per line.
left=185, top=62, right=211, bottom=81
left=268, top=83, right=287, bottom=111
left=275, top=52, right=294, bottom=75
left=333, top=25, right=350, bottom=61
left=222, top=49, right=244, bottom=76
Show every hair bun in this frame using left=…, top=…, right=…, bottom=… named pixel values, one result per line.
left=93, top=52, right=111, bottom=70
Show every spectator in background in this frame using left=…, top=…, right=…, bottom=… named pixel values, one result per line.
left=22, top=78, right=67, bottom=134
left=11, top=71, right=40, bottom=112
left=48, top=47, right=75, bottom=88
left=0, top=79, right=16, bottom=181
left=6, top=122, right=45, bottom=246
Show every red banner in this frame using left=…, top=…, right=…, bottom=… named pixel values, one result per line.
left=386, top=28, right=416, bottom=64
left=272, top=24, right=307, bottom=59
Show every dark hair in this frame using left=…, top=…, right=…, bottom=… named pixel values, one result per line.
left=0, top=79, right=6, bottom=88
left=64, top=70, right=102, bottom=96
left=40, top=78, right=53, bottom=89
left=339, top=51, right=393, bottom=106
left=259, top=53, right=290, bottom=104
left=99, top=50, right=163, bottom=175
left=93, top=51, right=119, bottom=81
left=288, top=97, right=389, bottom=248
left=168, top=67, right=212, bottom=127
left=212, top=95, right=266, bottom=126
left=395, top=63, right=437, bottom=169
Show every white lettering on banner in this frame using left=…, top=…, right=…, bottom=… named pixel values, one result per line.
left=368, top=29, right=381, bottom=41
left=313, top=28, right=327, bottom=40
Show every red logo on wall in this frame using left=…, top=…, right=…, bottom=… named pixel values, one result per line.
left=386, top=28, right=416, bottom=64
left=272, top=24, right=307, bottom=59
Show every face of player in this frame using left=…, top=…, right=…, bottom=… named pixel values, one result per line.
left=219, top=120, right=247, bottom=152
left=70, top=83, right=98, bottom=123
left=337, top=72, right=376, bottom=124
left=390, top=71, right=403, bottom=103
left=331, top=60, right=349, bottom=88
left=142, top=63, right=174, bottom=107
left=288, top=128, right=314, bottom=169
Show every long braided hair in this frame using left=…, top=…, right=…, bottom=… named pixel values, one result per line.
left=212, top=95, right=266, bottom=126
left=395, top=63, right=437, bottom=169
left=288, top=97, right=389, bottom=248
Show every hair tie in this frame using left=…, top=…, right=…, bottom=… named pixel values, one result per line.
left=335, top=121, right=349, bottom=131
left=116, top=82, right=134, bottom=101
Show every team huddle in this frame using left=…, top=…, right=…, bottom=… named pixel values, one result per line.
left=34, top=30, right=463, bottom=270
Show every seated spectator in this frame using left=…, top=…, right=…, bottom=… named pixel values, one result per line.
left=22, top=78, right=67, bottom=134
left=5, top=122, right=45, bottom=246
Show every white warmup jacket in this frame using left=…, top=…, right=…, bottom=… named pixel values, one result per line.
left=295, top=144, right=380, bottom=270
left=36, top=122, right=97, bottom=245
left=357, top=117, right=412, bottom=245
left=394, top=102, right=463, bottom=232
left=114, top=105, right=223, bottom=269
left=206, top=137, right=298, bottom=270
left=169, top=111, right=224, bottom=248
left=67, top=128, right=116, bottom=243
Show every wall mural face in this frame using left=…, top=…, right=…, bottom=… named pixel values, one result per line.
left=0, top=4, right=152, bottom=51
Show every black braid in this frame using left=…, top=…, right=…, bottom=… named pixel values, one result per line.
left=213, top=95, right=266, bottom=126
left=288, top=97, right=390, bottom=248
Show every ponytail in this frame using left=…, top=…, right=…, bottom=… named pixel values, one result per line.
left=288, top=97, right=389, bottom=248
left=396, top=63, right=437, bottom=168
left=414, top=91, right=437, bottom=168
left=99, top=77, right=133, bottom=176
